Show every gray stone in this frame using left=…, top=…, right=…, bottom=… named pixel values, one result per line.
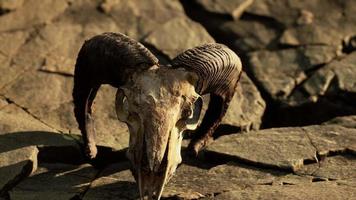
left=248, top=46, right=338, bottom=100
left=324, top=115, right=356, bottom=129
left=144, top=17, right=215, bottom=59
left=0, top=30, right=29, bottom=89
left=10, top=163, right=97, bottom=200
left=199, top=72, right=265, bottom=132
left=0, top=104, right=77, bottom=192
left=103, top=0, right=185, bottom=40
left=195, top=0, right=254, bottom=19
left=247, top=0, right=356, bottom=52
left=0, top=0, right=68, bottom=32
left=207, top=182, right=355, bottom=200
left=83, top=161, right=311, bottom=199
left=207, top=125, right=356, bottom=171
left=0, top=97, right=7, bottom=110
left=218, top=19, right=279, bottom=52
left=2, top=71, right=130, bottom=150
left=297, top=155, right=356, bottom=183
left=303, top=125, right=356, bottom=156
left=163, top=163, right=290, bottom=198
left=294, top=52, right=356, bottom=103
left=246, top=0, right=300, bottom=26
left=0, top=0, right=24, bottom=10
left=12, top=21, right=82, bottom=73
left=207, top=127, right=316, bottom=171
left=222, top=72, right=265, bottom=131
left=82, top=162, right=139, bottom=200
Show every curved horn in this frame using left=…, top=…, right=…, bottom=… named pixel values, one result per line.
left=73, top=32, right=158, bottom=159
left=171, top=43, right=242, bottom=154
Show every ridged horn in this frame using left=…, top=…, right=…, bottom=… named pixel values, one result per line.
left=171, top=43, right=243, bottom=154
left=72, top=32, right=159, bottom=159
left=171, top=43, right=242, bottom=97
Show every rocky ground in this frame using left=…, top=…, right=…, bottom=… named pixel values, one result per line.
left=0, top=0, right=355, bottom=199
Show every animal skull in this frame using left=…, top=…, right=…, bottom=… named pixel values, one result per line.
left=115, top=66, right=201, bottom=199
left=73, top=32, right=242, bottom=200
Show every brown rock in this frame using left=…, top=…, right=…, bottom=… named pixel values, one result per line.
left=207, top=182, right=355, bottom=200
left=12, top=21, right=82, bottom=73
left=0, top=104, right=77, bottom=192
left=199, top=72, right=265, bottom=132
left=298, top=155, right=356, bottom=182
left=301, top=52, right=356, bottom=99
left=303, top=125, right=356, bottom=156
left=0, top=97, right=7, bottom=110
left=248, top=46, right=338, bottom=100
left=0, top=0, right=24, bottom=10
left=82, top=162, right=139, bottom=200
left=195, top=0, right=254, bottom=19
left=83, top=161, right=310, bottom=199
left=324, top=115, right=356, bottom=129
left=279, top=25, right=343, bottom=48
left=222, top=72, right=265, bottom=131
left=0, top=31, right=29, bottom=89
left=218, top=19, right=279, bottom=52
left=207, top=124, right=356, bottom=172
left=0, top=0, right=68, bottom=32
left=103, top=0, right=185, bottom=40
left=207, top=127, right=316, bottom=171
left=2, top=71, right=130, bottom=150
left=163, top=163, right=287, bottom=198
left=144, top=17, right=215, bottom=59
left=287, top=52, right=356, bottom=111
left=10, top=163, right=98, bottom=200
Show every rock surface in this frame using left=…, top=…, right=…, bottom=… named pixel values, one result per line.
left=0, top=0, right=356, bottom=199
left=195, top=0, right=254, bottom=19
left=10, top=163, right=97, bottom=200
left=144, top=17, right=215, bottom=59
left=221, top=72, right=266, bottom=131
left=207, top=124, right=356, bottom=171
left=0, top=104, right=79, bottom=194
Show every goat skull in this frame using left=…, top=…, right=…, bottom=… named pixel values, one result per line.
left=73, top=32, right=241, bottom=200
left=115, top=66, right=201, bottom=199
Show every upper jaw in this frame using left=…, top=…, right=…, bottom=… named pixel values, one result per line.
left=130, top=127, right=184, bottom=200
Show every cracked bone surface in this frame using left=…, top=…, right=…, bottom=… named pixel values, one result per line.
left=116, top=66, right=201, bottom=200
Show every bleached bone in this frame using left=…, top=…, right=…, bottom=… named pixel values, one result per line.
left=72, top=32, right=242, bottom=200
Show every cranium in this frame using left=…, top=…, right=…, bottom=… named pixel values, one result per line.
left=116, top=67, right=202, bottom=198
left=73, top=32, right=242, bottom=199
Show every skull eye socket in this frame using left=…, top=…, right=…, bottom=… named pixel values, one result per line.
left=115, top=89, right=130, bottom=122
left=182, top=97, right=202, bottom=130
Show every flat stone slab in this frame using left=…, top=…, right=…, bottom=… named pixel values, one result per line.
left=324, top=115, right=356, bottom=129
left=82, top=162, right=139, bottom=200
left=99, top=0, right=185, bottom=40
left=144, top=16, right=215, bottom=60
left=195, top=0, right=254, bottom=19
left=218, top=19, right=279, bottom=52
left=222, top=72, right=266, bottom=131
left=297, top=155, right=356, bottom=183
left=291, top=52, right=356, bottom=105
left=82, top=157, right=356, bottom=199
left=0, top=104, right=78, bottom=193
left=0, top=0, right=68, bottom=32
left=204, top=182, right=356, bottom=200
left=2, top=70, right=130, bottom=151
left=207, top=125, right=356, bottom=171
left=248, top=46, right=338, bottom=100
left=10, top=163, right=97, bottom=200
left=200, top=72, right=266, bottom=132
left=82, top=161, right=309, bottom=199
